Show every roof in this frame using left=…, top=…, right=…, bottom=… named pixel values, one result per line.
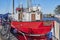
left=0, top=14, right=3, bottom=18
left=43, top=17, right=60, bottom=23
left=16, top=8, right=22, bottom=11
left=0, top=13, right=11, bottom=19
left=42, top=17, right=55, bottom=21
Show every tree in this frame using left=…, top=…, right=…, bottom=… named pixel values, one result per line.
left=55, top=5, right=60, bottom=14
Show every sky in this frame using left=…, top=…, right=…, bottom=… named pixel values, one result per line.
left=0, top=0, right=60, bottom=14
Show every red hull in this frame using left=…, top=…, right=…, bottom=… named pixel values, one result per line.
left=11, top=21, right=54, bottom=34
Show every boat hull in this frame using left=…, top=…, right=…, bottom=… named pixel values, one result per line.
left=11, top=21, right=54, bottom=34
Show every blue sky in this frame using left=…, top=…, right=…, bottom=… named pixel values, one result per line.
left=0, top=0, right=60, bottom=14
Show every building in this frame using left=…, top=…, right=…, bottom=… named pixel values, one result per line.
left=54, top=14, right=60, bottom=40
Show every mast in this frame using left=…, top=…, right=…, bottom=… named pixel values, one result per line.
left=27, top=0, right=32, bottom=11
left=27, top=0, right=29, bottom=9
left=13, top=0, right=14, bottom=14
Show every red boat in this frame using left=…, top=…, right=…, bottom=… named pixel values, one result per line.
left=10, top=0, right=54, bottom=40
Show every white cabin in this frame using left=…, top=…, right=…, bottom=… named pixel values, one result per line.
left=13, top=6, right=42, bottom=21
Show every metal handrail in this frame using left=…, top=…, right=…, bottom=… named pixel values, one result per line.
left=19, top=31, right=27, bottom=40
